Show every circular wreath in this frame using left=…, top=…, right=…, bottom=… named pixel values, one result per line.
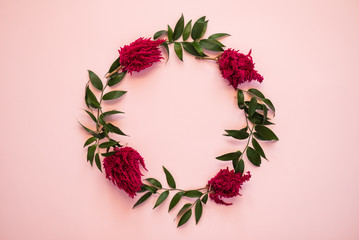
left=79, top=14, right=278, bottom=227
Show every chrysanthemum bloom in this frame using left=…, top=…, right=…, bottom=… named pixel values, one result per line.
left=207, top=168, right=251, bottom=205
left=118, top=37, right=166, bottom=74
left=217, top=49, right=263, bottom=89
left=103, top=147, right=147, bottom=198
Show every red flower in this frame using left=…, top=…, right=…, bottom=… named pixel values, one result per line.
left=103, top=147, right=147, bottom=198
left=207, top=168, right=251, bottom=205
left=217, top=49, right=263, bottom=89
left=118, top=37, right=166, bottom=74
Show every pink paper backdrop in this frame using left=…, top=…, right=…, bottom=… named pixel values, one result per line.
left=1, top=0, right=359, bottom=239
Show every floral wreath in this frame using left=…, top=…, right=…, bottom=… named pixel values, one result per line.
left=79, top=15, right=278, bottom=227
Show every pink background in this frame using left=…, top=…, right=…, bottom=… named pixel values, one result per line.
left=1, top=0, right=359, bottom=239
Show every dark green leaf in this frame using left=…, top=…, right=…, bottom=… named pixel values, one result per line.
left=101, top=110, right=124, bottom=117
left=133, top=192, right=152, bottom=208
left=246, top=147, right=261, bottom=166
left=224, top=129, right=249, bottom=140
left=191, top=16, right=205, bottom=40
left=208, top=33, right=230, bottom=39
left=200, top=20, right=208, bottom=39
left=235, top=159, right=245, bottom=174
left=248, top=97, right=257, bottom=117
left=178, top=209, right=192, bottom=227
left=195, top=201, right=203, bottom=224
left=87, top=144, right=97, bottom=166
left=192, top=41, right=205, bottom=56
left=85, top=87, right=100, bottom=108
left=174, top=42, right=183, bottom=61
left=248, top=88, right=265, bottom=99
left=182, top=42, right=201, bottom=57
left=200, top=39, right=224, bottom=52
left=173, top=14, right=184, bottom=41
left=262, top=105, right=268, bottom=124
left=169, top=192, right=184, bottom=212
left=177, top=203, right=192, bottom=217
left=99, top=140, right=118, bottom=148
left=141, top=184, right=158, bottom=194
left=95, top=153, right=102, bottom=172
left=107, top=123, right=127, bottom=136
left=153, top=190, right=169, bottom=209
left=255, top=125, right=279, bottom=141
left=252, top=138, right=267, bottom=159
left=103, top=91, right=126, bottom=100
left=167, top=25, right=173, bottom=42
left=88, top=70, right=103, bottom=91
left=216, top=151, right=241, bottom=161
left=184, top=190, right=202, bottom=198
left=163, top=166, right=176, bottom=188
left=161, top=42, right=169, bottom=60
left=101, top=151, right=117, bottom=157
left=84, top=137, right=97, bottom=147
left=201, top=194, right=208, bottom=204
left=262, top=98, right=276, bottom=113
left=84, top=110, right=97, bottom=123
left=145, top=178, right=162, bottom=188
left=248, top=112, right=274, bottom=125
left=154, top=30, right=166, bottom=40
left=183, top=20, right=192, bottom=41
left=237, top=89, right=245, bottom=109
left=78, top=121, right=102, bottom=138
left=109, top=57, right=120, bottom=73
left=108, top=71, right=126, bottom=87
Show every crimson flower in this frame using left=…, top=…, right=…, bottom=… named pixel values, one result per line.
left=207, top=168, right=251, bottom=205
left=217, top=49, right=263, bottom=89
left=118, top=37, right=166, bottom=74
left=103, top=147, right=147, bottom=198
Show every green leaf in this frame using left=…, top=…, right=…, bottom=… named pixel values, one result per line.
left=95, top=153, right=102, bottom=172
left=161, top=41, right=169, bottom=60
left=108, top=71, right=126, bottom=87
left=237, top=89, right=245, bottom=109
left=255, top=125, right=279, bottom=141
left=200, top=39, right=224, bottom=52
left=141, top=184, right=158, bottom=194
left=78, top=121, right=104, bottom=139
left=163, top=166, right=176, bottom=188
left=200, top=20, right=208, bottom=39
left=154, top=30, right=166, bottom=40
left=169, top=192, right=184, bottom=212
left=101, top=151, right=117, bottom=157
left=103, top=91, right=126, bottom=101
left=85, top=87, right=100, bottom=108
left=184, top=190, right=202, bottom=198
left=167, top=25, right=173, bottom=42
left=252, top=138, right=267, bottom=159
left=262, top=98, right=276, bottom=113
left=195, top=201, right=203, bottom=224
left=84, top=110, right=97, bottom=123
left=248, top=97, right=257, bottom=117
left=191, top=16, right=205, bottom=40
left=216, top=151, right=241, bottom=161
left=248, top=88, right=265, bottom=99
left=262, top=105, right=268, bottom=124
left=173, top=14, right=184, bottom=41
left=99, top=140, right=118, bottom=148
left=201, top=194, right=208, bottom=204
left=178, top=209, right=192, bottom=227
left=183, top=20, right=192, bottom=41
left=101, top=110, right=124, bottom=117
left=234, top=159, right=245, bottom=174
left=107, top=123, right=127, bottom=136
left=153, top=190, right=169, bottom=209
left=133, top=192, right=152, bottom=208
left=84, top=137, right=97, bottom=147
left=208, top=33, right=230, bottom=39
left=87, top=144, right=97, bottom=166
left=174, top=42, right=183, bottom=61
left=224, top=129, right=249, bottom=140
left=182, top=42, right=201, bottom=56
left=177, top=203, right=192, bottom=217
left=145, top=178, right=162, bottom=189
left=246, top=147, right=261, bottom=166
left=88, top=70, right=103, bottom=91
left=192, top=41, right=205, bottom=56
left=248, top=112, right=274, bottom=125
left=109, top=57, right=120, bottom=73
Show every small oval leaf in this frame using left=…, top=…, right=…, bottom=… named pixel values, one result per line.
left=169, top=192, right=184, bottom=212
left=88, top=70, right=103, bottom=91
left=163, top=166, right=176, bottom=188
left=246, top=147, right=261, bottom=166
left=184, top=190, right=202, bottom=198
left=173, top=14, right=184, bottom=41
left=145, top=178, right=162, bottom=189
left=95, top=153, right=102, bottom=172
left=174, top=42, right=183, bottom=61
left=200, top=39, right=224, bottom=52
left=248, top=88, right=265, bottom=99
left=216, top=151, right=241, bottom=161
left=234, top=159, right=245, bottom=174
left=167, top=25, right=173, bottom=42
left=248, top=97, right=257, bottom=117
left=252, top=138, right=267, bottom=159
left=183, top=20, right=192, bottom=41
left=84, top=137, right=97, bottom=147
left=195, top=201, right=203, bottom=224
left=108, top=71, right=126, bottom=87
left=182, top=42, right=201, bottom=57
left=255, top=125, right=279, bottom=141
left=99, top=141, right=118, bottom=149
left=191, top=16, right=205, bottom=40
left=153, top=190, right=169, bottom=209
left=237, top=89, right=245, bottom=109
left=201, top=194, right=208, bottom=204
left=224, top=130, right=249, bottom=140
left=154, top=30, right=166, bottom=40
left=87, top=144, right=97, bottom=166
left=101, top=110, right=124, bottom=117
left=133, top=192, right=152, bottom=208
left=208, top=33, right=230, bottom=39
left=109, top=57, right=120, bottom=73
left=103, top=91, right=126, bottom=100
left=178, top=209, right=192, bottom=228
